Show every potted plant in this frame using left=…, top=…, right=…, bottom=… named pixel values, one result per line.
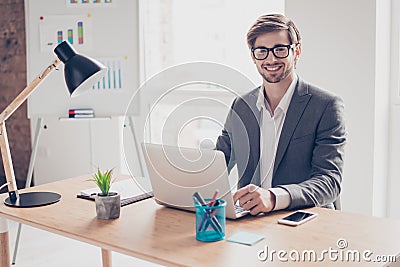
left=89, top=168, right=120, bottom=220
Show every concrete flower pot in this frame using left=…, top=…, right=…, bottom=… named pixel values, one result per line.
left=94, top=192, right=120, bottom=220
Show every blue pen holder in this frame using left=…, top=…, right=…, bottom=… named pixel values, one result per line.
left=195, top=198, right=226, bottom=242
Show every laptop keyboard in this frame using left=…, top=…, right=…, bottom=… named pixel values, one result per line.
left=234, top=204, right=245, bottom=214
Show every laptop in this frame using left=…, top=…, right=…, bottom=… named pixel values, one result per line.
left=141, top=143, right=249, bottom=219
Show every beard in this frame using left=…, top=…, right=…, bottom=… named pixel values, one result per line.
left=259, top=63, right=294, bottom=84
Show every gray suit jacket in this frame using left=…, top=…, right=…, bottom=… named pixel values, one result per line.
left=216, top=78, right=346, bottom=210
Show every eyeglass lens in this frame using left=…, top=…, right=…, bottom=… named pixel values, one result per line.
left=253, top=45, right=290, bottom=60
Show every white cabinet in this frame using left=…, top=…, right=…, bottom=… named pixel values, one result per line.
left=31, top=116, right=136, bottom=185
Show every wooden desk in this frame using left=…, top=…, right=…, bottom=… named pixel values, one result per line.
left=0, top=175, right=399, bottom=266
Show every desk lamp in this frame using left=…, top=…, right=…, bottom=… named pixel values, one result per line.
left=0, top=41, right=106, bottom=207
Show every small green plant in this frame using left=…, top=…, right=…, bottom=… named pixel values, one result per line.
left=89, top=168, right=115, bottom=195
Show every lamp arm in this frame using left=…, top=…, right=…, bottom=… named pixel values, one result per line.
left=0, top=58, right=61, bottom=123
left=0, top=123, right=18, bottom=199
left=0, top=58, right=60, bottom=201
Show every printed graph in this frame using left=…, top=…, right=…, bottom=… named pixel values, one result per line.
left=91, top=58, right=128, bottom=91
left=39, top=15, right=92, bottom=52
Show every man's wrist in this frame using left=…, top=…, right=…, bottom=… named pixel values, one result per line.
left=268, top=187, right=290, bottom=211
left=269, top=189, right=276, bottom=211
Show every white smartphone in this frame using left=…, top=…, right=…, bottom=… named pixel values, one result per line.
left=277, top=210, right=317, bottom=226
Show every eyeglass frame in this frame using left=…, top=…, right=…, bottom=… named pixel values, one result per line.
left=251, top=43, right=298, bottom=60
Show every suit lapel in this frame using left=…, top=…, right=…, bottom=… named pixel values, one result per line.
left=273, top=79, right=311, bottom=175
left=245, top=89, right=262, bottom=186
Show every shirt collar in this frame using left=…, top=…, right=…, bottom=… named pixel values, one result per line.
left=256, top=75, right=298, bottom=115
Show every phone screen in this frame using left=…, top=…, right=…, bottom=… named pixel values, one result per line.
left=281, top=211, right=314, bottom=222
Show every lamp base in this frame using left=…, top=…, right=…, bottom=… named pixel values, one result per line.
left=4, top=192, right=61, bottom=208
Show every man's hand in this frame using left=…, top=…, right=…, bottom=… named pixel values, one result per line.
left=233, top=184, right=276, bottom=215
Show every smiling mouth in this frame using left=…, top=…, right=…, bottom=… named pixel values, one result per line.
left=264, top=65, right=282, bottom=71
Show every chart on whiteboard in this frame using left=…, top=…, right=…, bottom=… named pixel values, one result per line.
left=91, top=57, right=131, bottom=91
left=39, top=14, right=92, bottom=52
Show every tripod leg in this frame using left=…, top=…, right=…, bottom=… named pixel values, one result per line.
left=12, top=117, right=43, bottom=265
left=128, top=116, right=144, bottom=176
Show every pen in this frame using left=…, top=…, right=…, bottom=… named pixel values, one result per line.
left=193, top=196, right=202, bottom=206
left=202, top=199, right=220, bottom=231
left=76, top=194, right=95, bottom=201
left=193, top=192, right=207, bottom=206
left=210, top=200, right=220, bottom=218
left=208, top=190, right=219, bottom=207
left=199, top=190, right=219, bottom=231
left=193, top=192, right=209, bottom=232
left=193, top=192, right=223, bottom=234
left=194, top=195, right=220, bottom=233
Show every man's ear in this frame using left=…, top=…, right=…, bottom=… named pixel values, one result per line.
left=251, top=51, right=256, bottom=64
left=294, top=43, right=302, bottom=61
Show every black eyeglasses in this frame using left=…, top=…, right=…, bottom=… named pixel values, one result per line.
left=251, top=44, right=297, bottom=60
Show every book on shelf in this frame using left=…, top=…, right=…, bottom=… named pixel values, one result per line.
left=77, top=179, right=153, bottom=207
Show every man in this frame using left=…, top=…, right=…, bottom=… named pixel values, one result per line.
left=216, top=14, right=346, bottom=215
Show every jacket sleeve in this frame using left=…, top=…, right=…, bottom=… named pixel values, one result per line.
left=279, top=96, right=346, bottom=209
left=215, top=99, right=237, bottom=173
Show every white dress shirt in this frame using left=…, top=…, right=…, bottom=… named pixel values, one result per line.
left=255, top=75, right=298, bottom=211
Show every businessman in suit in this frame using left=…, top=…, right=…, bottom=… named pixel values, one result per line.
left=216, top=14, right=346, bottom=215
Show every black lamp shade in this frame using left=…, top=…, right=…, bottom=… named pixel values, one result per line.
left=54, top=41, right=106, bottom=97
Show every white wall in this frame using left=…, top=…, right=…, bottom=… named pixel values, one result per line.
left=373, top=0, right=391, bottom=217
left=388, top=0, right=400, bottom=219
left=140, top=0, right=284, bottom=85
left=286, top=0, right=390, bottom=216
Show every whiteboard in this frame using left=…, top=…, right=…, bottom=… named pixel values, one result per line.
left=25, top=0, right=140, bottom=117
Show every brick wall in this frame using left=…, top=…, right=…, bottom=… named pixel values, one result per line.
left=0, top=0, right=31, bottom=192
